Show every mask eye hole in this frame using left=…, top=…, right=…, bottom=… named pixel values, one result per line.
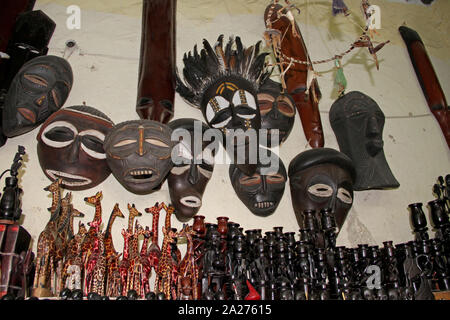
left=258, top=101, right=273, bottom=115
left=170, top=165, right=190, bottom=175
left=210, top=116, right=232, bottom=129
left=23, top=74, right=49, bottom=87
left=113, top=139, right=136, bottom=148
left=337, top=187, right=352, bottom=204
left=239, top=174, right=261, bottom=186
left=198, top=166, right=213, bottom=179
left=79, top=130, right=106, bottom=159
left=266, top=173, right=285, bottom=184
left=146, top=138, right=169, bottom=148
left=277, top=100, right=295, bottom=117
left=41, top=121, right=77, bottom=148
left=308, top=183, right=333, bottom=198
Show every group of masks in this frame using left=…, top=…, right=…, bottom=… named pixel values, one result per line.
left=4, top=36, right=399, bottom=234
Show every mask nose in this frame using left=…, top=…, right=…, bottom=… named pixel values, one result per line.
left=366, top=116, right=380, bottom=138
left=270, top=102, right=278, bottom=120
left=188, top=164, right=199, bottom=185
left=67, top=136, right=81, bottom=164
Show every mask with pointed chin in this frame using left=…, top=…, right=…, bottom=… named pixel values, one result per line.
left=168, top=118, right=214, bottom=222
left=104, top=119, right=174, bottom=194
left=3, top=55, right=73, bottom=137
left=37, top=105, right=113, bottom=190
left=229, top=150, right=286, bottom=217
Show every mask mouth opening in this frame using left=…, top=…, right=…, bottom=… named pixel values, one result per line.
left=253, top=201, right=275, bottom=209
left=180, top=196, right=202, bottom=208
left=125, top=168, right=158, bottom=183
left=46, top=169, right=92, bottom=187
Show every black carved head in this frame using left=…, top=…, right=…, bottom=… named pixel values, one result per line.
left=329, top=91, right=399, bottom=191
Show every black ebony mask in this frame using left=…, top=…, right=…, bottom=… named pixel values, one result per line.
left=104, top=120, right=174, bottom=194
left=2, top=55, right=73, bottom=137
left=329, top=91, right=399, bottom=191
left=176, top=35, right=270, bottom=176
left=230, top=150, right=286, bottom=217
left=37, top=105, right=114, bottom=190
left=168, top=118, right=214, bottom=222
left=257, top=78, right=295, bottom=147
left=288, top=148, right=355, bottom=232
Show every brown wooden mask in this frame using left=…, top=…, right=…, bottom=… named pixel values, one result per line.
left=3, top=55, right=73, bottom=137
left=36, top=105, right=114, bottom=190
left=104, top=119, right=174, bottom=194
left=288, top=148, right=355, bottom=233
left=168, top=118, right=214, bottom=222
left=257, top=78, right=296, bottom=147
left=229, top=150, right=286, bottom=217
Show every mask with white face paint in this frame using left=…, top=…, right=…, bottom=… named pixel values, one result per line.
left=288, top=148, right=356, bottom=233
left=168, top=118, right=214, bottom=222
left=36, top=105, right=114, bottom=190
left=176, top=35, right=270, bottom=176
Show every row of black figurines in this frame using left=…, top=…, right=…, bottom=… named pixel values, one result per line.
left=3, top=197, right=447, bottom=301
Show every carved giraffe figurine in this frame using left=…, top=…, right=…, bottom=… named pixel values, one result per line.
left=145, top=202, right=162, bottom=281
left=84, top=218, right=102, bottom=295
left=154, top=203, right=178, bottom=299
left=119, top=203, right=142, bottom=295
left=53, top=194, right=84, bottom=295
left=126, top=220, right=145, bottom=296
left=177, top=224, right=199, bottom=299
left=33, top=180, right=67, bottom=296
left=43, top=178, right=63, bottom=221
left=91, top=231, right=107, bottom=295
left=62, top=222, right=88, bottom=291
left=51, top=192, right=73, bottom=295
left=80, top=191, right=103, bottom=262
left=140, top=225, right=153, bottom=295
left=103, top=203, right=125, bottom=295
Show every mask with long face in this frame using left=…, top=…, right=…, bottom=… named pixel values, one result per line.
left=329, top=91, right=399, bottom=191
left=3, top=55, right=73, bottom=137
left=288, top=148, right=355, bottom=232
left=104, top=119, right=174, bottom=194
left=168, top=118, right=214, bottom=222
left=36, top=105, right=113, bottom=190
left=176, top=35, right=270, bottom=176
left=257, top=78, right=296, bottom=147
left=230, top=150, right=286, bottom=217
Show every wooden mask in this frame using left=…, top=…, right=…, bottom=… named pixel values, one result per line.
left=288, top=148, right=355, bottom=233
left=3, top=55, right=73, bottom=137
left=104, top=119, right=174, bottom=194
left=168, top=118, right=214, bottom=222
left=36, top=105, right=113, bottom=190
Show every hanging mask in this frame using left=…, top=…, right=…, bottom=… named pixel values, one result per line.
left=168, top=118, right=214, bottom=222
left=104, top=119, right=174, bottom=194
left=257, top=78, right=296, bottom=147
left=230, top=149, right=286, bottom=217
left=288, top=148, right=355, bottom=232
left=2, top=55, right=73, bottom=137
left=176, top=35, right=270, bottom=176
left=329, top=91, right=399, bottom=190
left=36, top=105, right=114, bottom=190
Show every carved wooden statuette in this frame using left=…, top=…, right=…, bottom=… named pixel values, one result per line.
left=0, top=147, right=33, bottom=298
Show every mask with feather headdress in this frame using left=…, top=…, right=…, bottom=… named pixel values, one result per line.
left=176, top=35, right=270, bottom=176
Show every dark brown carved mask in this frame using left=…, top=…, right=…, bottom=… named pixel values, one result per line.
left=36, top=105, right=114, bottom=190
left=257, top=78, right=296, bottom=147
left=329, top=91, right=399, bottom=191
left=3, top=55, right=73, bottom=137
left=230, top=150, right=286, bottom=217
left=288, top=148, right=355, bottom=232
left=104, top=119, right=174, bottom=194
left=168, top=118, right=214, bottom=222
